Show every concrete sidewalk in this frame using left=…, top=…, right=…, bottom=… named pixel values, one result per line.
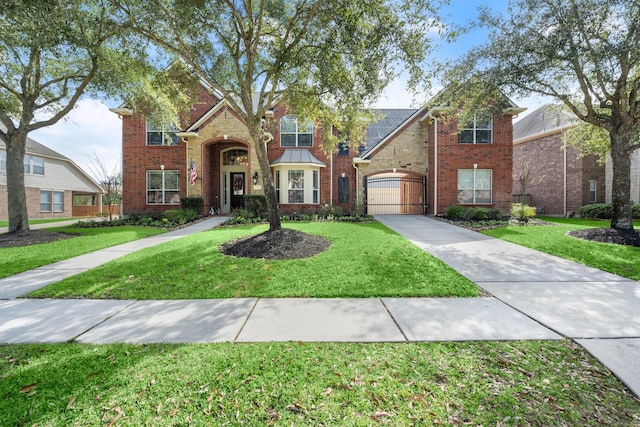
left=0, top=215, right=639, bottom=397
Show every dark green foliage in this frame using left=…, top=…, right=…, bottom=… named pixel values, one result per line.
left=444, top=205, right=465, bottom=218
left=242, top=195, right=267, bottom=218
left=579, top=203, right=613, bottom=219
left=180, top=197, right=204, bottom=213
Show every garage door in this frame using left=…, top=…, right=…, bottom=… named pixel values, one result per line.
left=365, top=173, right=426, bottom=215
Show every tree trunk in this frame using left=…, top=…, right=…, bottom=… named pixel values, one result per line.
left=6, top=131, right=30, bottom=232
left=248, top=124, right=281, bottom=231
left=609, top=130, right=633, bottom=230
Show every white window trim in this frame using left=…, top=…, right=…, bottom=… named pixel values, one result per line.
left=458, top=169, right=492, bottom=204
left=146, top=119, right=180, bottom=146
left=280, top=115, right=313, bottom=147
left=459, top=113, right=493, bottom=144
left=272, top=165, right=322, bottom=204
left=146, top=170, right=181, bottom=205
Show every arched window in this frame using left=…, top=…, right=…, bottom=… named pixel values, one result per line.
left=280, top=115, right=313, bottom=147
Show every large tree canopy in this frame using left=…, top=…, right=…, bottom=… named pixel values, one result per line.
left=0, top=0, right=154, bottom=232
left=112, top=0, right=444, bottom=231
left=444, top=0, right=640, bottom=229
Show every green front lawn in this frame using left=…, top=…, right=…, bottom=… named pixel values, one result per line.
left=482, top=217, right=640, bottom=280
left=0, top=226, right=166, bottom=278
left=1, top=341, right=637, bottom=426
left=29, top=222, right=479, bottom=299
left=0, top=218, right=75, bottom=227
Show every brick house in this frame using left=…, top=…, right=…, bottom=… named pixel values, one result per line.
left=513, top=104, right=605, bottom=216
left=0, top=133, right=103, bottom=220
left=112, top=84, right=524, bottom=216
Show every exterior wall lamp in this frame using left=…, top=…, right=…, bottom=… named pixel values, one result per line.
left=253, top=171, right=259, bottom=185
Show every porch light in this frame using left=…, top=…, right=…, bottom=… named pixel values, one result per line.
left=253, top=171, right=259, bottom=185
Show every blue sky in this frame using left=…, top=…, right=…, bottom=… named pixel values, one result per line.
left=31, top=0, right=550, bottom=179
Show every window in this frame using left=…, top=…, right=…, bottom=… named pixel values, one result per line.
left=40, top=191, right=51, bottom=212
left=146, top=119, right=179, bottom=146
left=222, top=149, right=249, bottom=166
left=313, top=170, right=319, bottom=204
left=24, top=155, right=45, bottom=175
left=287, top=170, right=304, bottom=203
left=0, top=151, right=5, bottom=171
left=589, top=179, right=597, bottom=203
left=33, top=156, right=45, bottom=175
left=53, top=191, right=64, bottom=212
left=338, top=131, right=349, bottom=156
left=147, top=170, right=180, bottom=204
left=459, top=113, right=492, bottom=144
left=280, top=115, right=313, bottom=147
left=458, top=169, right=492, bottom=204
left=275, top=170, right=281, bottom=202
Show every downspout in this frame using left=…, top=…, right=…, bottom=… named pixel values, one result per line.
left=353, top=161, right=359, bottom=209
left=563, top=132, right=567, bottom=216
left=330, top=154, right=333, bottom=206
left=427, top=113, right=438, bottom=215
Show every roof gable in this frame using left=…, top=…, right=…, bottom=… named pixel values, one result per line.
left=361, top=109, right=420, bottom=157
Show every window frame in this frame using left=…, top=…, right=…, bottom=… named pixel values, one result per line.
left=287, top=169, right=305, bottom=203
left=589, top=179, right=597, bottom=203
left=0, top=150, right=6, bottom=171
left=53, top=191, right=64, bottom=212
left=458, top=113, right=493, bottom=144
left=146, top=170, right=181, bottom=205
left=280, top=115, right=313, bottom=147
left=312, top=170, right=319, bottom=204
left=458, top=169, right=492, bottom=204
left=40, top=190, right=52, bottom=212
left=146, top=119, right=180, bottom=146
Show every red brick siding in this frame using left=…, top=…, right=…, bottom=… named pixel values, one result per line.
left=121, top=114, right=186, bottom=215
left=513, top=132, right=605, bottom=215
left=428, top=114, right=513, bottom=214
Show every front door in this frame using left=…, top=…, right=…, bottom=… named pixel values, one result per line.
left=231, top=172, right=245, bottom=209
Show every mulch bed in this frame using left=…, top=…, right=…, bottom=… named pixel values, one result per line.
left=0, top=230, right=77, bottom=248
left=567, top=227, right=640, bottom=247
left=220, top=228, right=331, bottom=259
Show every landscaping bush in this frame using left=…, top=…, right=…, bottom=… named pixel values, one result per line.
left=243, top=195, right=267, bottom=218
left=579, top=203, right=612, bottom=219
left=180, top=197, right=204, bottom=213
left=444, top=205, right=465, bottom=218
left=633, top=204, right=640, bottom=219
left=511, top=203, right=536, bottom=222
left=460, top=207, right=478, bottom=220
left=486, top=208, right=503, bottom=220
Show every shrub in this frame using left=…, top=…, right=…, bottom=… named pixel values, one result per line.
left=243, top=195, right=267, bottom=218
left=444, top=205, right=465, bottom=218
left=632, top=204, right=640, bottom=219
left=460, top=207, right=478, bottom=220
left=511, top=203, right=536, bottom=220
left=579, top=203, right=612, bottom=219
left=180, top=197, right=204, bottom=213
left=486, top=208, right=503, bottom=220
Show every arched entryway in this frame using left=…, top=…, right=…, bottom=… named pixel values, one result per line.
left=203, top=140, right=250, bottom=215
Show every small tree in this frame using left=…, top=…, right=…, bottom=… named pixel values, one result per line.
left=512, top=160, right=542, bottom=220
left=87, top=154, right=121, bottom=222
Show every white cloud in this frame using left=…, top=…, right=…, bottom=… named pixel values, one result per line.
left=30, top=99, right=122, bottom=179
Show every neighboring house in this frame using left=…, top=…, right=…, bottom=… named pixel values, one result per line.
left=605, top=151, right=640, bottom=206
left=0, top=135, right=103, bottom=220
left=513, top=104, right=605, bottom=216
left=113, top=83, right=524, bottom=217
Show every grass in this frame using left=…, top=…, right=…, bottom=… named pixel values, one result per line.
left=0, top=218, right=76, bottom=227
left=29, top=222, right=479, bottom=299
left=481, top=217, right=640, bottom=280
left=0, top=226, right=166, bottom=278
left=1, top=341, right=638, bottom=426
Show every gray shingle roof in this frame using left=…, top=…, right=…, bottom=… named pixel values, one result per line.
left=271, top=149, right=326, bottom=166
left=513, top=104, right=576, bottom=141
left=0, top=136, right=70, bottom=160
left=362, top=109, right=419, bottom=157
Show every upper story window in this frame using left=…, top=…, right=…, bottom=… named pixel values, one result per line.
left=337, top=131, right=349, bottom=156
left=24, top=155, right=45, bottom=175
left=459, top=113, right=492, bottom=144
left=146, top=119, right=179, bottom=146
left=280, top=115, right=313, bottom=147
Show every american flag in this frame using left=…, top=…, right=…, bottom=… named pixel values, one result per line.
left=189, top=159, right=197, bottom=186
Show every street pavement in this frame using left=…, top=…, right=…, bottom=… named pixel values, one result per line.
left=0, top=215, right=639, bottom=398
